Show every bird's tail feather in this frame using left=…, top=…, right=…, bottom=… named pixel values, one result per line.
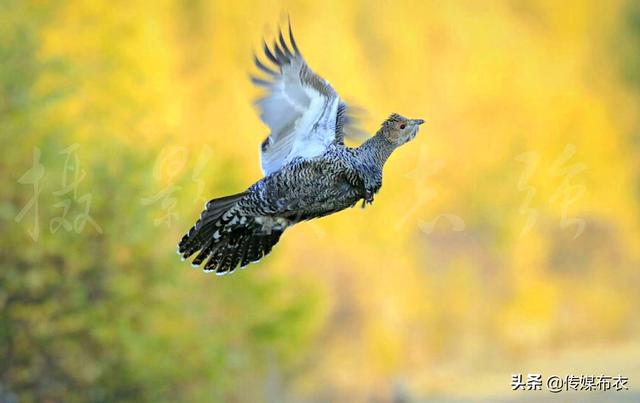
left=178, top=192, right=247, bottom=259
left=177, top=192, right=283, bottom=275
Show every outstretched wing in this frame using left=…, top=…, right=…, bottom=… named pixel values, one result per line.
left=252, top=23, right=345, bottom=175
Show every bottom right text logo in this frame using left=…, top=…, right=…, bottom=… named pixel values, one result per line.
left=511, top=373, right=629, bottom=393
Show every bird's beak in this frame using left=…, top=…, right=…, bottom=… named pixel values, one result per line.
left=411, top=119, right=425, bottom=126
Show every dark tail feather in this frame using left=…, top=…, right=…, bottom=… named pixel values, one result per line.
left=178, top=191, right=284, bottom=275
left=202, top=229, right=283, bottom=275
left=177, top=192, right=248, bottom=260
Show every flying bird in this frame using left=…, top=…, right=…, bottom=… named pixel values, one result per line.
left=178, top=22, right=424, bottom=275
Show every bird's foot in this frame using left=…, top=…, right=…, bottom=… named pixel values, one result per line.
left=361, top=189, right=374, bottom=208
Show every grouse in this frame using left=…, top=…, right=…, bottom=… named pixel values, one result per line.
left=178, top=22, right=424, bottom=275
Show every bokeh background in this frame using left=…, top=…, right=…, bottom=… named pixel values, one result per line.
left=2, top=0, right=640, bottom=402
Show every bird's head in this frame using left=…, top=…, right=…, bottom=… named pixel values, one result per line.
left=379, top=113, right=425, bottom=146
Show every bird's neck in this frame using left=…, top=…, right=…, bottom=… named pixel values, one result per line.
left=357, top=130, right=397, bottom=169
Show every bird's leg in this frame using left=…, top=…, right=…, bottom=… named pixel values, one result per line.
left=361, top=188, right=374, bottom=208
left=345, top=168, right=379, bottom=208
left=360, top=177, right=379, bottom=208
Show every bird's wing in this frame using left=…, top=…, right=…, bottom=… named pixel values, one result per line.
left=252, top=23, right=344, bottom=175
left=336, top=101, right=368, bottom=144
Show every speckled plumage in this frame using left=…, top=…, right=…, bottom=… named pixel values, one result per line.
left=177, top=22, right=424, bottom=275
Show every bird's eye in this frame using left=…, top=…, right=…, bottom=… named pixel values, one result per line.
left=400, top=124, right=406, bottom=129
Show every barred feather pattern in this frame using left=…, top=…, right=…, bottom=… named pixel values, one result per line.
left=177, top=123, right=402, bottom=275
left=177, top=18, right=424, bottom=276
